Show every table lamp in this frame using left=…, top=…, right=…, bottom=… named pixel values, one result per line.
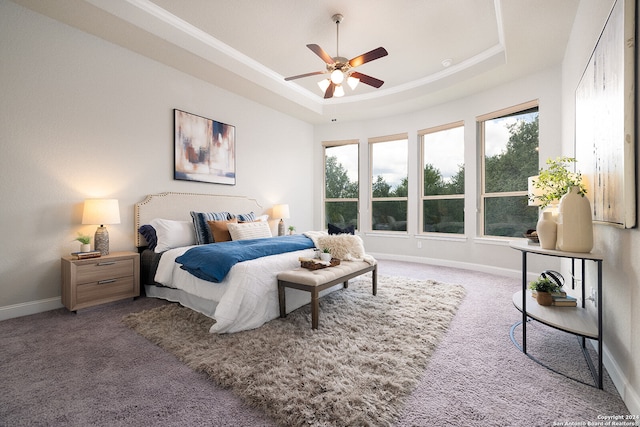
left=272, top=204, right=290, bottom=236
left=82, top=199, right=120, bottom=255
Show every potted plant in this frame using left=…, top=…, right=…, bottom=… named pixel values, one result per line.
left=528, top=277, right=562, bottom=306
left=320, top=248, right=332, bottom=262
left=288, top=225, right=296, bottom=235
left=530, top=156, right=587, bottom=208
left=75, top=233, right=91, bottom=252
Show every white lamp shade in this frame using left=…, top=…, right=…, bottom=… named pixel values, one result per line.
left=272, top=204, right=290, bottom=219
left=330, top=69, right=344, bottom=84
left=333, top=84, right=345, bottom=97
left=347, top=75, right=359, bottom=90
left=317, top=79, right=330, bottom=92
left=82, top=199, right=121, bottom=225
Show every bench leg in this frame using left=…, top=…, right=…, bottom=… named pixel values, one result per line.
left=372, top=265, right=378, bottom=296
left=311, top=290, right=319, bottom=329
left=278, top=281, right=286, bottom=318
left=344, top=280, right=349, bottom=289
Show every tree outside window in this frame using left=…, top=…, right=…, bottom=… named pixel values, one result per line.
left=480, top=102, right=540, bottom=237
left=421, top=122, right=465, bottom=234
left=370, top=135, right=408, bottom=231
left=324, top=142, right=358, bottom=230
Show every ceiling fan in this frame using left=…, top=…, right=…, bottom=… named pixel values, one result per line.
left=284, top=14, right=388, bottom=99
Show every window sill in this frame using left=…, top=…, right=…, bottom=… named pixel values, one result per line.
left=415, top=234, right=467, bottom=243
left=363, top=231, right=410, bottom=239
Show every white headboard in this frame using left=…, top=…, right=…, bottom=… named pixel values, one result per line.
left=134, top=192, right=263, bottom=247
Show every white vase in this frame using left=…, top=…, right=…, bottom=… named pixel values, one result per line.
left=536, top=211, right=557, bottom=250
left=556, top=186, right=593, bottom=252
left=320, top=253, right=332, bottom=262
left=81, top=243, right=91, bottom=252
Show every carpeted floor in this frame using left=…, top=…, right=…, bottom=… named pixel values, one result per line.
left=0, top=259, right=631, bottom=426
left=122, top=276, right=465, bottom=426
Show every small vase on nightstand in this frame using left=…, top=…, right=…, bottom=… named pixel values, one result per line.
left=81, top=243, right=91, bottom=252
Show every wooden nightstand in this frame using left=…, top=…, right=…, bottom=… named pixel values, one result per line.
left=61, top=251, right=140, bottom=312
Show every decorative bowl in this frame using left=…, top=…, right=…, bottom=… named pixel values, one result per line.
left=523, top=229, right=539, bottom=244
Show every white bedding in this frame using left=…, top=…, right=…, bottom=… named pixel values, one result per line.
left=154, top=246, right=318, bottom=333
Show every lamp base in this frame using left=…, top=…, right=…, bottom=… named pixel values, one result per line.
left=94, top=226, right=109, bottom=255
left=278, top=219, right=285, bottom=236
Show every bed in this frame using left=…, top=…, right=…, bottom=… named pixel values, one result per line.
left=134, top=192, right=341, bottom=334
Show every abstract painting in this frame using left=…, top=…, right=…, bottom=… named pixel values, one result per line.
left=174, top=109, right=236, bottom=185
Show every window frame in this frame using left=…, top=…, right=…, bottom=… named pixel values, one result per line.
left=477, top=100, right=539, bottom=238
left=368, top=133, right=409, bottom=233
left=322, top=139, right=360, bottom=230
left=419, top=121, right=465, bottom=235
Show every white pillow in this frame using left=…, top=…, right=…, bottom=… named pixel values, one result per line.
left=227, top=221, right=272, bottom=241
left=150, top=218, right=196, bottom=253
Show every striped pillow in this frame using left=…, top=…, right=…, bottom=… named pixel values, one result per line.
left=233, top=211, right=256, bottom=222
left=227, top=221, right=272, bottom=241
left=190, top=211, right=232, bottom=244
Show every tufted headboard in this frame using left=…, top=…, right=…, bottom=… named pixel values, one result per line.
left=134, top=192, right=263, bottom=248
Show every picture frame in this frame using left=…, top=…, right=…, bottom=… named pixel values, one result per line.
left=575, top=0, right=636, bottom=228
left=174, top=109, right=236, bottom=185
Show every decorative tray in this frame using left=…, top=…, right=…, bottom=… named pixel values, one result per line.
left=299, top=257, right=341, bottom=270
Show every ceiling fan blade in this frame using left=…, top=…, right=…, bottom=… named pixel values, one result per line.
left=307, top=44, right=335, bottom=65
left=348, top=47, right=388, bottom=68
left=324, top=82, right=335, bottom=99
left=284, top=71, right=325, bottom=81
left=350, top=72, right=384, bottom=88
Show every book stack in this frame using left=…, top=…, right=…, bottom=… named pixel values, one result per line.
left=531, top=290, right=578, bottom=307
left=71, top=251, right=102, bottom=260
left=552, top=293, right=578, bottom=307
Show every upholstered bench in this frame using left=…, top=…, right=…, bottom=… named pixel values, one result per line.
left=277, top=260, right=377, bottom=329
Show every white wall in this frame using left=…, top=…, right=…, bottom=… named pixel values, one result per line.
left=314, top=67, right=563, bottom=275
left=0, top=1, right=314, bottom=316
left=561, top=0, right=639, bottom=414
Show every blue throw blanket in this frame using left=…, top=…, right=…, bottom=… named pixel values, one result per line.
left=176, top=235, right=315, bottom=283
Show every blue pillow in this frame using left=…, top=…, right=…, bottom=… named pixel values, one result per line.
left=138, top=224, right=157, bottom=250
left=328, top=223, right=355, bottom=235
left=191, top=211, right=231, bottom=244
left=233, top=212, right=256, bottom=222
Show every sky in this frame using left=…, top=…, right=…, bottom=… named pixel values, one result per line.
left=326, top=112, right=536, bottom=190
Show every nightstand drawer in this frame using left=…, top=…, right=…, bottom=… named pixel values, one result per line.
left=75, top=258, right=134, bottom=284
left=76, top=276, right=136, bottom=306
left=61, top=251, right=140, bottom=312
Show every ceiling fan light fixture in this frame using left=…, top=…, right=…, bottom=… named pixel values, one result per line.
left=318, top=78, right=331, bottom=92
left=347, top=75, right=359, bottom=90
left=333, top=84, right=345, bottom=97
left=330, top=69, right=344, bottom=84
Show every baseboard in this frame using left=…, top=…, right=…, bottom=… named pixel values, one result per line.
left=370, top=252, right=522, bottom=279
left=0, top=297, right=63, bottom=322
left=602, top=343, right=640, bottom=416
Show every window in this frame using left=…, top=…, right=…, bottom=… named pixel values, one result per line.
left=370, top=134, right=408, bottom=231
left=323, top=141, right=359, bottom=230
left=420, top=122, right=465, bottom=234
left=479, top=101, right=539, bottom=237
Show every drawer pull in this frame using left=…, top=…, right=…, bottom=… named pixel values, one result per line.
left=98, top=279, right=117, bottom=285
left=97, top=261, right=117, bottom=266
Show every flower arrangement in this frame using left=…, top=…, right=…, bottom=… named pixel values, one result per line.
left=530, top=157, right=587, bottom=208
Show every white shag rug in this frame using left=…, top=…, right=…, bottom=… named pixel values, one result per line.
left=123, top=275, right=465, bottom=426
